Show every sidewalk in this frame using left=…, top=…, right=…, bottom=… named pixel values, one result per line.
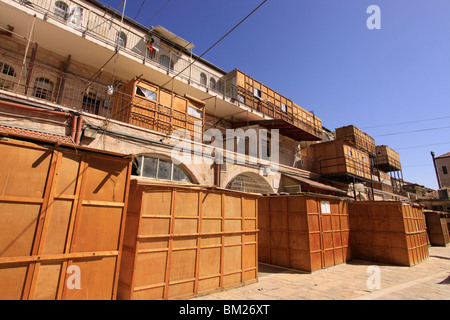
left=192, top=246, right=450, bottom=300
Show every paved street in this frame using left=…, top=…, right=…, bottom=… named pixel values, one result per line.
left=192, top=246, right=450, bottom=300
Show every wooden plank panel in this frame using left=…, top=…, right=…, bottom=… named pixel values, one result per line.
left=0, top=203, right=41, bottom=257
left=121, top=184, right=258, bottom=300
left=259, top=194, right=350, bottom=272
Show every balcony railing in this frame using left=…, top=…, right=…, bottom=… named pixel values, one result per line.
left=5, top=0, right=322, bottom=140
left=9, top=0, right=239, bottom=101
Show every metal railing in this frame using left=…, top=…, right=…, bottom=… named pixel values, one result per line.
left=5, top=0, right=322, bottom=140
left=9, top=0, right=238, bottom=100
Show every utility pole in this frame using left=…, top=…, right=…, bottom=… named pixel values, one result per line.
left=431, top=151, right=442, bottom=189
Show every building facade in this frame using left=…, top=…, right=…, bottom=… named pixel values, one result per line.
left=435, top=152, right=450, bottom=188
left=0, top=0, right=409, bottom=200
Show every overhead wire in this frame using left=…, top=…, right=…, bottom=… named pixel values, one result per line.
left=134, top=0, right=146, bottom=20
left=362, top=115, right=450, bottom=129
left=145, top=0, right=172, bottom=27
left=373, top=125, right=450, bottom=137
left=160, top=0, right=268, bottom=89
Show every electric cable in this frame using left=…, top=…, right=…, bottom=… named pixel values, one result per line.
left=362, top=115, right=450, bottom=129
left=134, top=0, right=146, bottom=20
left=160, top=0, right=268, bottom=89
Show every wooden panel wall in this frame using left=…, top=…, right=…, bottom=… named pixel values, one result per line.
left=118, top=182, right=259, bottom=300
left=312, top=140, right=372, bottom=180
left=375, top=145, right=402, bottom=171
left=0, top=138, right=132, bottom=300
left=258, top=194, right=350, bottom=273
left=424, top=211, right=450, bottom=247
left=235, top=70, right=322, bottom=140
left=111, top=77, right=205, bottom=141
left=349, top=201, right=429, bottom=266
left=335, top=125, right=376, bottom=156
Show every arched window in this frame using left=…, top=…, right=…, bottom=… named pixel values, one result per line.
left=159, top=55, right=174, bottom=70
left=54, top=1, right=69, bottom=21
left=33, top=77, right=54, bottom=101
left=132, top=155, right=193, bottom=184
left=200, top=73, right=207, bottom=86
left=226, top=173, right=273, bottom=194
left=0, top=62, right=16, bottom=90
left=115, top=31, right=127, bottom=48
left=209, top=77, right=216, bottom=90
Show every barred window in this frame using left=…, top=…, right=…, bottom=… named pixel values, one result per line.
left=54, top=1, right=69, bottom=21
left=33, top=77, right=54, bottom=101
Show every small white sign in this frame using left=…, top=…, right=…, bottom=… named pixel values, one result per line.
left=321, top=201, right=331, bottom=214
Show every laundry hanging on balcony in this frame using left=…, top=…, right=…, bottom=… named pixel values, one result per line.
left=147, top=37, right=154, bottom=52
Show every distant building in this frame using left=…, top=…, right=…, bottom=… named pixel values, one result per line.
left=435, top=152, right=450, bottom=188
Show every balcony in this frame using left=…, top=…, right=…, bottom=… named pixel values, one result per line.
left=375, top=145, right=402, bottom=172
left=1, top=0, right=322, bottom=142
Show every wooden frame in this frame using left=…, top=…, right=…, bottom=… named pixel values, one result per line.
left=348, top=201, right=429, bottom=266
left=258, top=193, right=351, bottom=273
left=335, top=125, right=376, bottom=156
left=0, top=137, right=132, bottom=300
left=233, top=70, right=322, bottom=141
left=111, top=77, right=205, bottom=141
left=311, top=140, right=372, bottom=181
left=424, top=210, right=450, bottom=247
left=118, top=180, right=259, bottom=300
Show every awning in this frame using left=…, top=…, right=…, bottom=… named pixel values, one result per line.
left=282, top=174, right=349, bottom=196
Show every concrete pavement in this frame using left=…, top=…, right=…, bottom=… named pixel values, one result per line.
left=192, top=246, right=450, bottom=300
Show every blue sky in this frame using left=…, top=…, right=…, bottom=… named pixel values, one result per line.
left=98, top=0, right=450, bottom=190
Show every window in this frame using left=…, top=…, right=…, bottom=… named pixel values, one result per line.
left=200, top=73, right=207, bottom=86
left=237, top=93, right=245, bottom=104
left=348, top=150, right=353, bottom=157
left=209, top=77, right=216, bottom=90
left=188, top=105, right=203, bottom=119
left=159, top=55, right=174, bottom=70
left=226, top=173, right=273, bottom=194
left=0, top=62, right=16, bottom=90
left=225, top=83, right=233, bottom=98
left=443, top=166, right=448, bottom=175
left=82, top=92, right=102, bottom=115
left=0, top=62, right=16, bottom=77
left=135, top=85, right=157, bottom=101
left=115, top=31, right=127, bottom=48
left=254, top=88, right=261, bottom=98
left=281, top=103, right=287, bottom=113
left=54, top=1, right=69, bottom=21
left=132, top=155, right=193, bottom=183
left=33, top=77, right=54, bottom=101
left=362, top=157, right=367, bottom=163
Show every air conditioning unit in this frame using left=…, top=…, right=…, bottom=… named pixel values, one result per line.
left=284, top=185, right=301, bottom=194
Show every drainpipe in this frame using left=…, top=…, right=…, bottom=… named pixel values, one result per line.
left=0, top=98, right=79, bottom=144
left=75, top=116, right=83, bottom=145
left=213, top=151, right=221, bottom=187
left=0, top=99, right=67, bottom=117
left=431, top=151, right=442, bottom=189
left=70, top=115, right=78, bottom=142
left=24, top=43, right=38, bottom=95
